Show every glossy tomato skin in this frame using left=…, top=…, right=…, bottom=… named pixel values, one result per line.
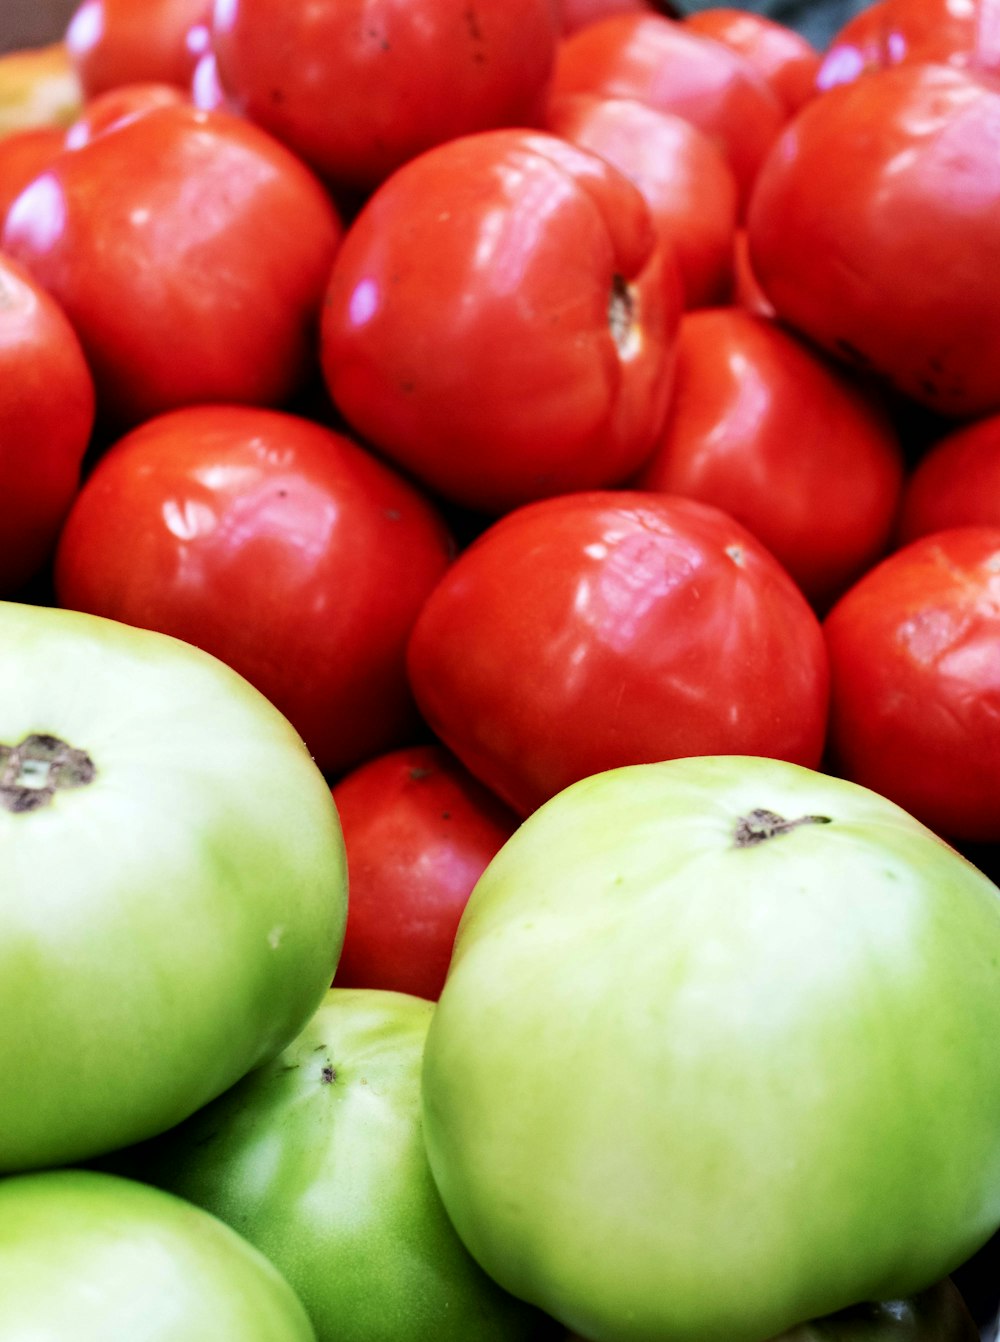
left=632, top=308, right=905, bottom=611
left=896, top=414, right=1000, bottom=544
left=824, top=527, right=1000, bottom=842
left=559, top=0, right=657, bottom=32
left=54, top=405, right=454, bottom=777
left=322, top=129, right=680, bottom=515
left=331, top=745, right=520, bottom=1001
left=818, top=0, right=1000, bottom=90
left=2, top=103, right=342, bottom=429
left=407, top=491, right=829, bottom=816
left=551, top=13, right=787, bottom=212
left=747, top=63, right=1000, bottom=420
left=0, top=127, right=64, bottom=232
left=63, top=80, right=189, bottom=148
left=211, top=0, right=559, bottom=193
left=0, top=253, right=95, bottom=596
left=682, top=7, right=820, bottom=115
left=66, top=0, right=212, bottom=96
left=544, top=93, right=738, bottom=310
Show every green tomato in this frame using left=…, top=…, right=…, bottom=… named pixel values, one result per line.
left=773, top=1279, right=980, bottom=1340
left=421, top=755, right=1000, bottom=1342
left=0, top=1168, right=316, bottom=1340
left=111, top=987, right=553, bottom=1342
left=0, top=600, right=347, bottom=1171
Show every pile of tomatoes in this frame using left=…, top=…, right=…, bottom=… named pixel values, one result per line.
left=3, top=0, right=1000, bottom=1339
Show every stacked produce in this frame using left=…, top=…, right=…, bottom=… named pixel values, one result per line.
left=1, top=0, right=999, bottom=1338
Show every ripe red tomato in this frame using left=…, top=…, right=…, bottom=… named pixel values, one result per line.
left=819, top=0, right=1000, bottom=89
left=54, top=405, right=454, bottom=777
left=0, top=253, right=95, bottom=596
left=407, top=491, right=829, bottom=816
left=817, top=0, right=892, bottom=89
left=731, top=228, right=775, bottom=317
left=544, top=93, right=738, bottom=310
left=559, top=0, right=658, bottom=33
left=896, top=414, right=1000, bottom=544
left=682, top=8, right=820, bottom=115
left=824, top=527, right=1000, bottom=843
left=550, top=13, right=786, bottom=212
left=631, top=308, right=905, bottom=611
left=330, top=744, right=519, bottom=1000
left=0, top=127, right=63, bottom=232
left=321, top=128, right=680, bottom=515
left=66, top=0, right=211, bottom=96
left=747, top=63, right=1000, bottom=420
left=2, top=103, right=342, bottom=429
left=63, top=81, right=189, bottom=148
left=211, top=0, right=560, bottom=192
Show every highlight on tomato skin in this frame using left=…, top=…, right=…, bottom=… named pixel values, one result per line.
left=682, top=7, right=822, bottom=115
left=65, top=0, right=212, bottom=97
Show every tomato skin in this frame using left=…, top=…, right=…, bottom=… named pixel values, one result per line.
left=211, top=0, right=559, bottom=192
left=54, top=405, right=454, bottom=777
left=331, top=745, right=519, bottom=1001
left=544, top=93, right=738, bottom=310
left=0, top=253, right=95, bottom=596
left=321, top=128, right=680, bottom=515
left=632, top=308, right=905, bottom=611
left=682, top=7, right=821, bottom=115
left=551, top=13, right=787, bottom=212
left=0, top=127, right=64, bottom=231
left=2, top=103, right=342, bottom=429
left=407, top=491, right=829, bottom=817
left=747, top=63, right=1000, bottom=420
left=63, top=81, right=189, bottom=148
left=818, top=0, right=1000, bottom=90
left=897, top=414, right=1000, bottom=544
left=824, top=527, right=1000, bottom=842
left=66, top=0, right=211, bottom=96
left=559, top=0, right=657, bottom=32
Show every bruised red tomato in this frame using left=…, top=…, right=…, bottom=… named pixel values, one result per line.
left=54, top=405, right=454, bottom=776
left=407, top=491, right=829, bottom=816
left=2, top=103, right=342, bottom=429
left=544, top=93, right=738, bottom=309
left=824, top=527, right=1000, bottom=843
left=896, top=414, right=1000, bottom=544
left=322, top=128, right=680, bottom=515
left=331, top=744, right=520, bottom=1000
left=66, top=0, right=211, bottom=96
left=632, top=308, right=905, bottom=610
left=683, top=7, right=820, bottom=115
left=0, top=253, right=95, bottom=595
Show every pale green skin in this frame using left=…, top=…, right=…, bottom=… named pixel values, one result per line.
left=0, top=1169, right=316, bottom=1340
left=0, top=600, right=348, bottom=1171
left=422, top=755, right=1000, bottom=1342
left=116, top=987, right=552, bottom=1342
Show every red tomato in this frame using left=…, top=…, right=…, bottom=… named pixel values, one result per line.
left=63, top=81, right=189, bottom=148
left=817, top=0, right=892, bottom=89
left=330, top=744, right=519, bottom=1000
left=896, top=413, right=1000, bottom=544
left=66, top=0, right=211, bottom=96
left=747, top=63, right=1000, bottom=420
left=0, top=127, right=63, bottom=232
left=559, top=0, right=658, bottom=33
left=631, top=308, right=905, bottom=611
left=730, top=228, right=774, bottom=317
left=818, top=0, right=1000, bottom=89
left=2, top=103, right=342, bottom=429
left=407, top=491, right=829, bottom=816
left=54, top=405, right=455, bottom=776
left=824, top=527, right=1000, bottom=842
left=682, top=8, right=820, bottom=115
left=544, top=93, right=738, bottom=310
left=550, top=13, right=787, bottom=212
left=321, top=128, right=680, bottom=515
left=0, top=253, right=95, bottom=595
left=211, top=0, right=559, bottom=192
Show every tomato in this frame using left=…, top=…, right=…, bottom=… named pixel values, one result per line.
left=210, top=0, right=560, bottom=192
left=0, top=128, right=64, bottom=229
left=0, top=599, right=346, bottom=1171
left=0, top=252, right=95, bottom=596
left=731, top=227, right=775, bottom=317
left=63, top=80, right=189, bottom=148
left=682, top=7, right=821, bottom=115
left=817, top=0, right=893, bottom=89
left=818, top=0, right=1000, bottom=90
left=422, top=754, right=1000, bottom=1342
left=631, top=307, right=905, bottom=611
left=896, top=413, right=1000, bottom=544
left=559, top=0, right=658, bottom=33
left=407, top=491, right=829, bottom=817
left=2, top=102, right=342, bottom=429
left=112, top=989, right=552, bottom=1342
left=331, top=745, right=519, bottom=1000
left=0, top=1169, right=315, bottom=1340
left=322, top=129, right=680, bottom=515
left=66, top=0, right=212, bottom=96
left=747, top=63, right=1000, bottom=420
left=544, top=93, right=738, bottom=310
left=54, top=404, right=454, bottom=778
left=550, top=13, right=787, bottom=212
left=776, top=1281, right=979, bottom=1340
left=824, top=526, right=1000, bottom=843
